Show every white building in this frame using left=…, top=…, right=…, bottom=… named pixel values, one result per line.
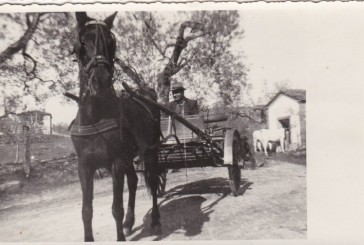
left=16, top=111, right=53, bottom=135
left=265, top=89, right=306, bottom=150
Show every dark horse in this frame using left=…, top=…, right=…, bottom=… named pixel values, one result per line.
left=71, top=12, right=161, bottom=241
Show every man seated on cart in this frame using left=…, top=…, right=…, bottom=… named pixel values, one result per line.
left=165, top=82, right=199, bottom=116
left=165, top=82, right=199, bottom=173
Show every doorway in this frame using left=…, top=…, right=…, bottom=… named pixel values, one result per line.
left=278, top=117, right=291, bottom=150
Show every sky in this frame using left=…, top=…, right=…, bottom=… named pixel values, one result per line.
left=239, top=3, right=363, bottom=101
left=2, top=3, right=364, bottom=124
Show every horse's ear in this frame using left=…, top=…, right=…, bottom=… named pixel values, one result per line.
left=76, top=12, right=90, bottom=27
left=104, top=12, right=117, bottom=29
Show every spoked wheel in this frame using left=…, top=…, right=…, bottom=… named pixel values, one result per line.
left=143, top=170, right=167, bottom=197
left=227, top=131, right=242, bottom=196
left=156, top=170, right=167, bottom=197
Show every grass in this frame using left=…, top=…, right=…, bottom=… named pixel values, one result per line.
left=253, top=148, right=307, bottom=166
left=0, top=134, right=75, bottom=166
left=0, top=134, right=306, bottom=196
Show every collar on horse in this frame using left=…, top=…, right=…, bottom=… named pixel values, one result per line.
left=69, top=118, right=119, bottom=136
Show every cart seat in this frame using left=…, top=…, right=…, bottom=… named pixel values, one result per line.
left=161, top=115, right=204, bottom=144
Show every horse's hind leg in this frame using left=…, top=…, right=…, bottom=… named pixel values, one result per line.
left=111, top=159, right=127, bottom=241
left=123, top=162, right=138, bottom=236
left=145, top=149, right=162, bottom=234
left=78, top=163, right=96, bottom=242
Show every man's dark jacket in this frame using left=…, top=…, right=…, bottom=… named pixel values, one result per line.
left=166, top=98, right=199, bottom=115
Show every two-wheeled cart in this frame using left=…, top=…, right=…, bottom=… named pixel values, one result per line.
left=123, top=83, right=249, bottom=196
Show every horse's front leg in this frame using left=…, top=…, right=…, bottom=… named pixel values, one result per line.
left=123, top=162, right=138, bottom=236
left=78, top=162, right=96, bottom=242
left=111, top=158, right=126, bottom=241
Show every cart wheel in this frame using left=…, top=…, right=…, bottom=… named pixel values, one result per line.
left=228, top=132, right=242, bottom=196
left=144, top=170, right=167, bottom=197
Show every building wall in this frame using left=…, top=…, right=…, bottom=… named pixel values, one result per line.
left=41, top=115, right=52, bottom=134
left=17, top=112, right=52, bottom=135
left=267, top=94, right=303, bottom=149
left=299, top=103, right=306, bottom=147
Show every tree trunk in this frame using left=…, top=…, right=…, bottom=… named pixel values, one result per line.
left=14, top=124, right=20, bottom=164
left=155, top=73, right=171, bottom=104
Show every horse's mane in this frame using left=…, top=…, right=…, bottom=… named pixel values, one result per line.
left=119, top=85, right=158, bottom=102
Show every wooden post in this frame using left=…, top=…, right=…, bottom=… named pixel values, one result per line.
left=14, top=123, right=20, bottom=164
left=22, top=125, right=31, bottom=177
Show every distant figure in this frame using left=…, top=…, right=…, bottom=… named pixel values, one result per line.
left=165, top=82, right=199, bottom=116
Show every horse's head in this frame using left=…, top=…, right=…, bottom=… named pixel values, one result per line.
left=74, top=12, right=117, bottom=100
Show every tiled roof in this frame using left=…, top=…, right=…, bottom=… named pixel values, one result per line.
left=265, top=89, right=306, bottom=108
left=282, top=89, right=306, bottom=102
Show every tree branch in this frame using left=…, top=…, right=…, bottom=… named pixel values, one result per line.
left=22, top=80, right=30, bottom=91
left=22, top=47, right=37, bottom=76
left=184, top=32, right=208, bottom=44
left=115, top=58, right=144, bottom=87
left=171, top=58, right=190, bottom=75
left=0, top=13, right=41, bottom=65
left=164, top=21, right=205, bottom=76
left=143, top=19, right=174, bottom=60
left=231, top=110, right=264, bottom=124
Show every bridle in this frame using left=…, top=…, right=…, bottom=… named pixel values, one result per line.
left=76, top=20, right=116, bottom=101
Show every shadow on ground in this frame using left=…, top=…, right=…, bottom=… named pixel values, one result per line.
left=131, top=177, right=253, bottom=241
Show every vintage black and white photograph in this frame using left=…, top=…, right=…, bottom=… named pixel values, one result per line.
left=0, top=2, right=362, bottom=243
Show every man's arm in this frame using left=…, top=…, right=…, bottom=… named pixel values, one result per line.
left=163, top=101, right=174, bottom=117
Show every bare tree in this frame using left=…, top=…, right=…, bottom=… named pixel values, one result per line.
left=1, top=11, right=246, bottom=107
left=114, top=11, right=246, bottom=105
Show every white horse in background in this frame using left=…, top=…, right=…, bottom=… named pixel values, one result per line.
left=253, top=128, right=286, bottom=156
left=252, top=130, right=263, bottom=152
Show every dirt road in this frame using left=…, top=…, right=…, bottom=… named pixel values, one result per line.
left=0, top=159, right=306, bottom=241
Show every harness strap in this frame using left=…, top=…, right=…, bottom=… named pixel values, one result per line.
left=130, top=96, right=156, bottom=122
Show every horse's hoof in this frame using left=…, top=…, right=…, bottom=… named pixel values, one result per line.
left=151, top=224, right=162, bottom=235
left=123, top=227, right=132, bottom=236
left=117, top=236, right=126, bottom=241
left=84, top=236, right=94, bottom=242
